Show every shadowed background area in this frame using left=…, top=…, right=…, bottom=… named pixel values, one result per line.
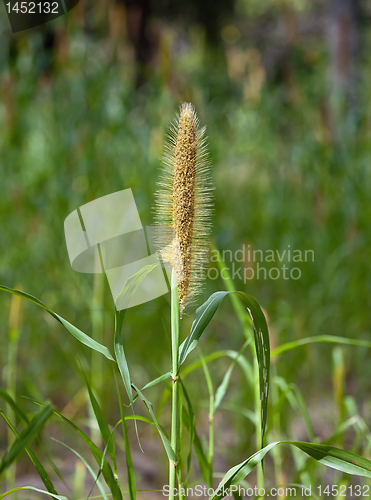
left=1, top=0, right=371, bottom=497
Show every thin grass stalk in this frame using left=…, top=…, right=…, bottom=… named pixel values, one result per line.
left=253, top=357, right=265, bottom=497
left=177, top=387, right=185, bottom=500
left=5, top=290, right=22, bottom=495
left=155, top=103, right=212, bottom=498
left=214, top=248, right=265, bottom=492
left=169, top=271, right=180, bottom=500
left=270, top=365, right=285, bottom=500
left=199, top=349, right=214, bottom=487
left=90, top=267, right=104, bottom=444
left=117, top=379, right=136, bottom=500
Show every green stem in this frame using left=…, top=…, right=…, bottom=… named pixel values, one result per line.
left=90, top=267, right=104, bottom=444
left=200, top=349, right=214, bottom=487
left=253, top=355, right=265, bottom=497
left=5, top=292, right=21, bottom=496
left=215, top=246, right=265, bottom=494
left=169, top=272, right=180, bottom=500
left=271, top=366, right=284, bottom=499
left=177, top=386, right=185, bottom=500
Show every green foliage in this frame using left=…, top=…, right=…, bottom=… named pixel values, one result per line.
left=179, top=291, right=270, bottom=446
left=0, top=403, right=53, bottom=475
left=0, top=285, right=114, bottom=361
left=1, top=7, right=371, bottom=495
left=210, top=441, right=371, bottom=500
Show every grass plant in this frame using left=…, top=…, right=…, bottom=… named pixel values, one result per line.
left=0, top=104, right=371, bottom=500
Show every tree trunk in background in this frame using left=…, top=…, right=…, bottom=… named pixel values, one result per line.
left=119, top=0, right=152, bottom=87
left=328, top=0, right=360, bottom=139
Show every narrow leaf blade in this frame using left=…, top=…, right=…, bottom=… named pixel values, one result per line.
left=0, top=404, right=53, bottom=475
left=0, top=411, right=58, bottom=495
left=179, top=291, right=270, bottom=444
left=53, top=410, right=122, bottom=500
left=131, top=383, right=176, bottom=463
left=0, top=285, right=114, bottom=361
left=83, top=372, right=118, bottom=476
left=210, top=441, right=371, bottom=500
left=0, top=487, right=67, bottom=500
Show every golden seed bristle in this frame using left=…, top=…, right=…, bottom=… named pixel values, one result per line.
left=154, top=103, right=213, bottom=314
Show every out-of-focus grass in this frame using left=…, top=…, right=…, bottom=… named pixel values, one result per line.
left=0, top=2, right=371, bottom=492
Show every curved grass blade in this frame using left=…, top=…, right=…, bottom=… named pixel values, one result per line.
left=140, top=372, right=172, bottom=391
left=114, top=308, right=142, bottom=452
left=124, top=415, right=157, bottom=426
left=209, top=441, right=371, bottom=500
left=214, top=341, right=249, bottom=414
left=0, top=403, right=53, bottom=476
left=0, top=411, right=58, bottom=495
left=182, top=350, right=253, bottom=386
left=0, top=392, right=66, bottom=490
left=180, top=380, right=210, bottom=487
left=0, top=388, right=29, bottom=423
left=53, top=438, right=109, bottom=500
left=115, top=264, right=159, bottom=307
left=113, top=264, right=161, bottom=448
left=273, top=376, right=315, bottom=441
left=217, top=404, right=256, bottom=425
left=213, top=246, right=253, bottom=337
left=114, top=309, right=132, bottom=408
left=116, top=377, right=136, bottom=500
left=131, top=372, right=172, bottom=405
left=271, top=335, right=371, bottom=357
left=83, top=372, right=117, bottom=476
left=0, top=487, right=67, bottom=500
left=0, top=285, right=114, bottom=361
left=85, top=421, right=122, bottom=500
left=52, top=410, right=122, bottom=500
left=131, top=383, right=176, bottom=462
left=178, top=291, right=270, bottom=445
left=198, top=351, right=214, bottom=487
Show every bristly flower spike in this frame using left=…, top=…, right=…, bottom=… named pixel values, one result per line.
left=154, top=103, right=213, bottom=316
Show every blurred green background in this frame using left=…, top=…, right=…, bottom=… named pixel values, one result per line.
left=1, top=0, right=371, bottom=494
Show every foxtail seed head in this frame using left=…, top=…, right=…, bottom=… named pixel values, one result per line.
left=154, top=103, right=213, bottom=315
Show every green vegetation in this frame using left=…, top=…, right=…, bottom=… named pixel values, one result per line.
left=1, top=1, right=371, bottom=498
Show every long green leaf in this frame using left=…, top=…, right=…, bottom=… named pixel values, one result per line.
left=0, top=404, right=53, bottom=475
left=141, top=372, right=172, bottom=391
left=209, top=441, right=371, bottom=499
left=131, top=383, right=176, bottom=462
left=214, top=341, right=249, bottom=415
left=0, top=411, right=58, bottom=495
left=114, top=309, right=132, bottom=409
left=0, top=388, right=29, bottom=423
left=52, top=410, right=122, bottom=500
left=116, top=377, right=136, bottom=500
left=273, top=376, right=315, bottom=441
left=180, top=381, right=210, bottom=487
left=178, top=291, right=270, bottom=444
left=0, top=285, right=114, bottom=361
left=113, top=264, right=161, bottom=448
left=83, top=371, right=117, bottom=476
left=114, top=265, right=158, bottom=393
left=182, top=350, right=253, bottom=386
left=272, top=335, right=371, bottom=357
left=115, top=264, right=158, bottom=307
left=53, top=438, right=109, bottom=500
left=0, top=487, right=67, bottom=500
left=0, top=393, right=66, bottom=490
